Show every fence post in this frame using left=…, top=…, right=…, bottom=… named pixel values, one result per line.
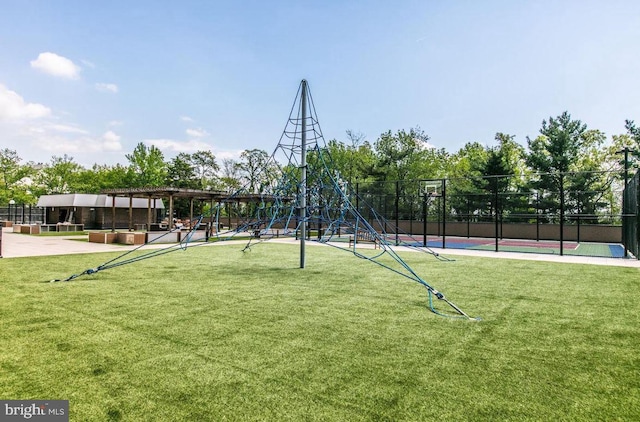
left=494, top=177, right=499, bottom=252
left=618, top=148, right=635, bottom=258
left=536, top=191, right=540, bottom=241
left=466, top=196, right=471, bottom=238
left=560, top=173, right=564, bottom=256
left=442, top=179, right=446, bottom=248
left=355, top=181, right=359, bottom=214
left=422, top=193, right=427, bottom=247
left=636, top=175, right=640, bottom=259
left=576, top=190, right=582, bottom=243
left=409, top=195, right=413, bottom=235
left=395, top=180, right=399, bottom=246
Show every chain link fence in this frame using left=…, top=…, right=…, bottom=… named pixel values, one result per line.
left=353, top=170, right=637, bottom=258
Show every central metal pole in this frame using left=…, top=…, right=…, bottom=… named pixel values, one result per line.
left=300, top=80, right=307, bottom=268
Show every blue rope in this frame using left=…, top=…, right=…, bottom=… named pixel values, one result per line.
left=52, top=216, right=207, bottom=282
left=52, top=81, right=479, bottom=320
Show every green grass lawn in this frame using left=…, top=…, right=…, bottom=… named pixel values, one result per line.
left=1, top=243, right=639, bottom=421
left=37, top=231, right=88, bottom=237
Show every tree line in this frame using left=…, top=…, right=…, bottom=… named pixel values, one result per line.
left=1, top=111, right=639, bottom=221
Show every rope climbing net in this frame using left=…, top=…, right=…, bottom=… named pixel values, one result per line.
left=209, top=80, right=478, bottom=319
left=54, top=80, right=479, bottom=320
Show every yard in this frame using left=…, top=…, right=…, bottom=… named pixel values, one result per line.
left=0, top=242, right=638, bottom=421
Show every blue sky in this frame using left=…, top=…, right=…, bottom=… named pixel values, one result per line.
left=1, top=0, right=639, bottom=167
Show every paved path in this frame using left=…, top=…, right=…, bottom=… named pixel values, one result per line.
left=2, top=228, right=639, bottom=268
left=0, top=228, right=146, bottom=257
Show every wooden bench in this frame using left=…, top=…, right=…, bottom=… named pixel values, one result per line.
left=348, top=232, right=379, bottom=249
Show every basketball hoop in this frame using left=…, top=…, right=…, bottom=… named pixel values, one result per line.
left=419, top=180, right=443, bottom=198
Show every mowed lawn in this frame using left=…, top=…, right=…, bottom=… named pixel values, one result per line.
left=0, top=242, right=639, bottom=421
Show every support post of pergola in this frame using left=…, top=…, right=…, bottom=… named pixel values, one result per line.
left=128, top=194, right=133, bottom=231
left=110, top=195, right=116, bottom=233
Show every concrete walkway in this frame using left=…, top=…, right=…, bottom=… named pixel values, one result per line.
left=1, top=228, right=639, bottom=268
left=0, top=228, right=149, bottom=258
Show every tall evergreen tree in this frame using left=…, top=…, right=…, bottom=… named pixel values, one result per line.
left=525, top=112, right=609, bottom=220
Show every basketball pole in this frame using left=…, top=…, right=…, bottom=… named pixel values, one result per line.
left=300, top=80, right=307, bottom=269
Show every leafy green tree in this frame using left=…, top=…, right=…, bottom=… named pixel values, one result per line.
left=320, top=132, right=377, bottom=195
left=73, top=167, right=101, bottom=194
left=166, top=153, right=199, bottom=189
left=338, top=130, right=376, bottom=184
left=189, top=150, right=219, bottom=189
left=625, top=119, right=640, bottom=144
left=446, top=134, right=528, bottom=222
left=34, top=155, right=84, bottom=195
left=372, top=128, right=431, bottom=182
left=0, top=149, right=34, bottom=204
left=447, top=142, right=488, bottom=180
left=413, top=147, right=449, bottom=180
left=323, top=139, right=353, bottom=184
left=446, top=142, right=489, bottom=220
left=368, top=128, right=435, bottom=219
left=164, top=153, right=201, bottom=217
left=494, top=133, right=528, bottom=180
left=470, top=145, right=513, bottom=218
left=609, top=133, right=636, bottom=170
left=315, top=137, right=374, bottom=188
left=98, top=164, right=134, bottom=189
left=238, top=149, right=278, bottom=193
left=74, top=164, right=133, bottom=193
left=218, top=158, right=242, bottom=192
left=613, top=120, right=640, bottom=174
left=568, top=130, right=612, bottom=221
left=126, top=143, right=167, bottom=187
left=477, top=134, right=528, bottom=221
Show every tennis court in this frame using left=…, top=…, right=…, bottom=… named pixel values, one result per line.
left=418, top=236, right=626, bottom=258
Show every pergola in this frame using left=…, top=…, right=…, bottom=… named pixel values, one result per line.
left=101, top=187, right=284, bottom=232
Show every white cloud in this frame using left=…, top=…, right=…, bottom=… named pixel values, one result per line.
left=0, top=84, right=51, bottom=120
left=30, top=129, right=123, bottom=155
left=186, top=128, right=208, bottom=138
left=49, top=124, right=88, bottom=134
left=30, top=52, right=81, bottom=79
left=0, top=84, right=124, bottom=164
left=80, top=59, right=95, bottom=68
left=95, top=83, right=118, bottom=93
left=144, top=138, right=213, bottom=153
left=180, top=115, right=194, bottom=122
left=215, top=149, right=243, bottom=160
left=26, top=126, right=46, bottom=134
left=142, top=138, right=242, bottom=161
left=102, top=130, right=122, bottom=151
